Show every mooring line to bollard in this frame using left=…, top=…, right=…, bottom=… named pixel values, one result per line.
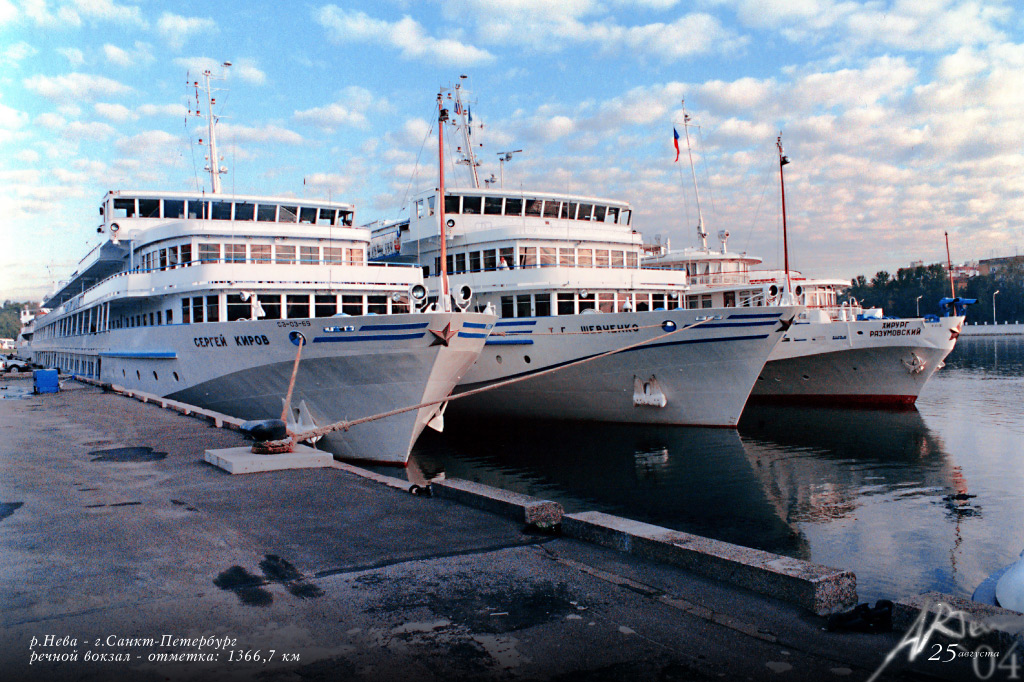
left=290, top=317, right=713, bottom=443
left=280, top=334, right=305, bottom=422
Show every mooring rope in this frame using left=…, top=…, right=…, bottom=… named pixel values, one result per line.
left=288, top=317, right=712, bottom=444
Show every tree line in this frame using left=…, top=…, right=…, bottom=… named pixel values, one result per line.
left=0, top=301, right=27, bottom=341
left=843, top=262, right=1024, bottom=324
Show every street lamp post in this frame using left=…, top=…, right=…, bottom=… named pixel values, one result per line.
left=993, top=290, right=1000, bottom=325
left=916, top=295, right=923, bottom=317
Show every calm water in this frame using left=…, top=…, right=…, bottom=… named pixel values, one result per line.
left=400, top=335, right=1024, bottom=603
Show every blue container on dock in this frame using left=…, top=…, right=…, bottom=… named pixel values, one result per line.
left=33, top=369, right=59, bottom=394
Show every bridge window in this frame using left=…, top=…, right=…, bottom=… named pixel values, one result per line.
left=299, top=207, right=317, bottom=224
left=139, top=198, right=160, bottom=217
left=563, top=202, right=578, bottom=220
left=505, top=198, right=523, bottom=216
left=525, top=199, right=543, bottom=217
left=235, top=203, right=255, bottom=221
left=257, top=204, right=276, bottom=222
left=594, top=205, right=606, bottom=222
left=279, top=205, right=298, bottom=223
left=484, top=197, right=503, bottom=215
left=462, top=196, right=482, bottom=214
left=165, top=200, right=185, bottom=219
left=211, top=201, right=232, bottom=220
left=317, top=208, right=336, bottom=225
left=577, top=204, right=593, bottom=221
left=606, top=207, right=619, bottom=223
left=445, top=194, right=460, bottom=214
left=113, top=198, right=136, bottom=217
left=542, top=200, right=560, bottom=219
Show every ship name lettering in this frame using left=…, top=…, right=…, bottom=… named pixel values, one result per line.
left=579, top=324, right=640, bottom=334
left=234, top=334, right=271, bottom=347
left=193, top=335, right=228, bottom=348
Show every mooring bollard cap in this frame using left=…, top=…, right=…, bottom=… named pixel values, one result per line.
left=240, top=419, right=288, bottom=442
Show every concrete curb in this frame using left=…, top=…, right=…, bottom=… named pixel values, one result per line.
left=431, top=478, right=564, bottom=526
left=562, top=511, right=857, bottom=616
left=74, top=376, right=245, bottom=430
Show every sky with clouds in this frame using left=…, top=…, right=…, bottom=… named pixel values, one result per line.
left=2, top=0, right=1023, bottom=301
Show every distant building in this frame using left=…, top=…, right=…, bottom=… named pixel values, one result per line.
left=0, top=338, right=14, bottom=350
left=978, top=255, right=1024, bottom=276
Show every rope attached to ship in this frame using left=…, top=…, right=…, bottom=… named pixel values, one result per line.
left=284, top=316, right=712, bottom=445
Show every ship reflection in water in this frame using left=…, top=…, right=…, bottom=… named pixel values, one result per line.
left=401, top=337, right=1024, bottom=604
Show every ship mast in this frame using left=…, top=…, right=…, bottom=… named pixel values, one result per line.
left=437, top=92, right=451, bottom=311
left=452, top=76, right=481, bottom=189
left=777, top=134, right=792, bottom=296
left=193, top=63, right=230, bottom=194
left=681, top=100, right=707, bottom=250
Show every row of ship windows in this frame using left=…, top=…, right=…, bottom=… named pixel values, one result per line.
left=41, top=292, right=412, bottom=338
left=497, top=292, right=713, bottom=317
left=134, top=243, right=368, bottom=272
left=415, top=195, right=631, bottom=224
left=436, top=246, right=640, bottom=275
left=110, top=198, right=354, bottom=226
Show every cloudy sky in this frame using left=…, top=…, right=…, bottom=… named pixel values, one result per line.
left=2, top=0, right=1023, bottom=301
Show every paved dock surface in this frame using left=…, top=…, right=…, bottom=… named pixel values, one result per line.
left=0, top=379, right=993, bottom=681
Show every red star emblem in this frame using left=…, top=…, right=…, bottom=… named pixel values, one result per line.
left=429, top=323, right=458, bottom=347
left=950, top=323, right=962, bottom=341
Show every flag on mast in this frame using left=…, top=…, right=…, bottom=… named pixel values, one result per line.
left=673, top=127, right=680, bottom=162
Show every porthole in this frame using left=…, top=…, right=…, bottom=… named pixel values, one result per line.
left=173, top=371, right=180, bottom=381
left=524, top=355, right=531, bottom=364
left=495, top=355, right=503, bottom=364
left=136, top=370, right=141, bottom=380
left=122, top=369, right=126, bottom=377
left=153, top=371, right=158, bottom=380
left=801, top=374, right=810, bottom=380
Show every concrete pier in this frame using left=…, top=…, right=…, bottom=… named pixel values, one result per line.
left=0, top=377, right=1015, bottom=681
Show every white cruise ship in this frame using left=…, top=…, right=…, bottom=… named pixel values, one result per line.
left=645, top=236, right=965, bottom=407
left=31, top=70, right=494, bottom=465
left=369, top=83, right=800, bottom=426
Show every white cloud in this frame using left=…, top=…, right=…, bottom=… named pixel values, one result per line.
left=293, top=86, right=387, bottom=130
left=0, top=101, right=29, bottom=131
left=316, top=6, right=494, bottom=65
left=94, top=102, right=137, bottom=122
left=219, top=123, right=304, bottom=146
left=115, top=129, right=184, bottom=161
left=137, top=103, right=187, bottom=117
left=1, top=41, right=37, bottom=67
left=102, top=41, right=153, bottom=67
left=22, top=0, right=145, bottom=28
left=0, top=0, right=16, bottom=24
left=23, top=72, right=132, bottom=103
left=157, top=12, right=217, bottom=50
left=16, top=149, right=40, bottom=163
left=230, top=58, right=265, bottom=85
left=58, top=47, right=85, bottom=67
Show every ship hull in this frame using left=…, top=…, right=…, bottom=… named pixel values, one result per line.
left=33, top=311, right=494, bottom=464
left=749, top=316, right=963, bottom=406
left=450, top=306, right=800, bottom=427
